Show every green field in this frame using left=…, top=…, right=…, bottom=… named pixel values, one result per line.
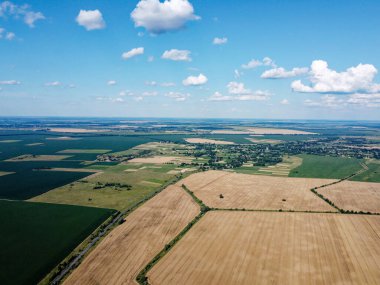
left=289, top=154, right=364, bottom=179
left=350, top=161, right=380, bottom=182
left=31, top=163, right=184, bottom=210
left=0, top=200, right=114, bottom=285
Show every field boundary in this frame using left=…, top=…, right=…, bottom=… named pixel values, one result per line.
left=310, top=162, right=379, bottom=215
left=48, top=173, right=188, bottom=285
left=135, top=184, right=210, bottom=285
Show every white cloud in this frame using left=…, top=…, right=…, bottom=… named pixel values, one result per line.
left=162, top=49, right=191, bottom=61
left=292, top=60, right=380, bottom=94
left=213, top=37, right=227, bottom=45
left=225, top=81, right=271, bottom=101
left=134, top=96, right=144, bottom=102
left=234, top=69, right=242, bottom=79
left=107, top=80, right=117, bottom=86
left=208, top=91, right=232, bottom=101
left=119, top=90, right=134, bottom=96
left=347, top=93, right=380, bottom=108
left=261, top=67, right=309, bottom=79
left=280, top=99, right=289, bottom=105
left=182, top=73, right=208, bottom=86
left=0, top=80, right=20, bottom=85
left=122, top=47, right=144, bottom=60
left=227, top=81, right=250, bottom=95
left=131, top=0, right=200, bottom=34
left=145, top=81, right=157, bottom=86
left=165, top=91, right=190, bottom=101
left=76, top=9, right=105, bottom=31
left=242, top=57, right=276, bottom=69
left=0, top=27, right=15, bottom=40
left=45, top=81, right=61, bottom=87
left=147, top=56, right=154, bottom=62
left=0, top=1, right=45, bottom=27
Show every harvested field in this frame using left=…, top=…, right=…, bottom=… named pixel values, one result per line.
left=246, top=137, right=282, bottom=144
left=65, top=184, right=199, bottom=285
left=148, top=211, right=380, bottom=285
left=181, top=170, right=337, bottom=211
left=185, top=138, right=234, bottom=145
left=57, top=149, right=110, bottom=154
left=46, top=136, right=81, bottom=141
left=0, top=140, right=21, bottom=143
left=6, top=154, right=72, bottom=162
left=0, top=171, right=14, bottom=177
left=48, top=128, right=102, bottom=133
left=318, top=180, right=380, bottom=213
left=247, top=127, right=316, bottom=135
left=128, top=156, right=192, bottom=164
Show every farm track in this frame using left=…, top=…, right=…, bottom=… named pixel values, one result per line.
left=63, top=180, right=199, bottom=285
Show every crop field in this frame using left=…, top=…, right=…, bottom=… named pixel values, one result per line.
left=185, top=138, right=235, bottom=144
left=0, top=169, right=93, bottom=200
left=0, top=200, right=114, bottom=285
left=318, top=181, right=380, bottom=213
left=65, top=184, right=199, bottom=285
left=128, top=155, right=193, bottom=164
left=147, top=211, right=380, bottom=285
left=350, top=160, right=380, bottom=182
left=234, top=156, right=302, bottom=176
left=181, top=171, right=337, bottom=211
left=289, top=154, right=364, bottom=179
left=31, top=163, right=183, bottom=210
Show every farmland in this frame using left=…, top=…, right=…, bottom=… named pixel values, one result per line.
left=147, top=211, right=380, bottom=285
left=181, top=170, right=337, bottom=211
left=289, top=154, right=364, bottom=179
left=318, top=181, right=380, bottom=213
left=0, top=200, right=114, bottom=285
left=65, top=184, right=199, bottom=285
left=31, top=163, right=188, bottom=210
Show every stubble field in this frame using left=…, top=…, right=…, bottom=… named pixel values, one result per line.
left=318, top=180, right=380, bottom=213
left=64, top=184, right=199, bottom=285
left=181, top=171, right=337, bottom=211
left=148, top=211, right=380, bottom=285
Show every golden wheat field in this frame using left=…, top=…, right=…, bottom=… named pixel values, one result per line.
left=180, top=171, right=337, bottom=211
left=148, top=211, right=380, bottom=285
left=64, top=184, right=199, bottom=285
left=318, top=180, right=380, bottom=213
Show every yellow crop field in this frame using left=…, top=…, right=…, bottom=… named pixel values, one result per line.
left=318, top=180, right=380, bottom=213
left=64, top=184, right=199, bottom=285
left=148, top=211, right=380, bottom=285
left=181, top=171, right=337, bottom=211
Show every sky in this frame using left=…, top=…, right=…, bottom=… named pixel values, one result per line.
left=1, top=0, right=380, bottom=120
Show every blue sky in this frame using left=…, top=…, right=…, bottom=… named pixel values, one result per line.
left=1, top=0, right=380, bottom=119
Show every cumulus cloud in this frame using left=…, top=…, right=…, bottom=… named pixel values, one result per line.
left=261, top=67, right=309, bottom=79
left=161, top=82, right=175, bottom=87
left=45, top=81, right=61, bottom=87
left=165, top=91, right=190, bottom=101
left=209, top=82, right=272, bottom=101
left=242, top=57, right=276, bottom=69
left=131, top=0, right=200, bottom=34
left=213, top=37, right=227, bottom=45
left=107, top=80, right=117, bottom=86
left=162, top=49, right=191, bottom=61
left=122, top=47, right=144, bottom=60
left=0, top=80, right=20, bottom=85
left=0, top=1, right=45, bottom=27
left=182, top=73, right=208, bottom=86
left=292, top=60, right=380, bottom=94
left=76, top=9, right=105, bottom=31
left=280, top=99, right=289, bottom=105
left=304, top=93, right=380, bottom=109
